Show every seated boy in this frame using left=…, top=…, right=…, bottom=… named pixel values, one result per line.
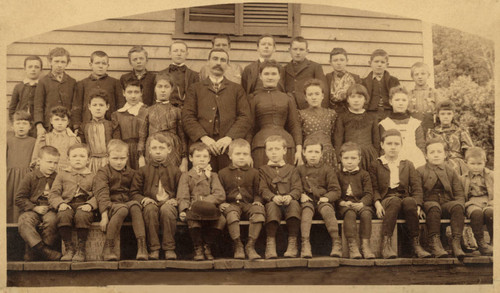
left=94, top=139, right=148, bottom=261
left=325, top=48, right=361, bottom=112
left=177, top=142, right=226, bottom=261
left=120, top=46, right=155, bottom=106
left=337, top=142, right=375, bottom=259
left=158, top=41, right=199, bottom=107
left=49, top=143, right=96, bottom=262
left=130, top=133, right=182, bottom=260
left=297, top=137, right=342, bottom=258
left=219, top=139, right=265, bottom=260
left=200, top=34, right=243, bottom=84
left=283, top=36, right=327, bottom=110
left=361, top=49, right=400, bottom=121
left=259, top=135, right=301, bottom=259
left=417, top=138, right=466, bottom=259
left=16, top=146, right=62, bottom=261
left=370, top=129, right=431, bottom=259
left=461, top=147, right=493, bottom=255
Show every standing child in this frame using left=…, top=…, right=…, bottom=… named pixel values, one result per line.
left=158, top=41, right=199, bottom=108
left=241, top=34, right=283, bottom=95
left=259, top=135, right=302, bottom=259
left=325, top=48, right=361, bottom=112
left=94, top=140, right=148, bottom=261
left=34, top=47, right=76, bottom=137
left=7, top=111, right=36, bottom=223
left=334, top=84, right=380, bottom=170
left=8, top=55, right=43, bottom=131
left=130, top=133, right=182, bottom=260
left=139, top=73, right=188, bottom=171
left=297, top=137, right=342, bottom=258
left=79, top=89, right=113, bottom=173
left=337, top=142, right=375, bottom=259
left=408, top=62, right=439, bottom=133
left=427, top=100, right=474, bottom=175
left=460, top=147, right=493, bottom=255
left=298, top=79, right=337, bottom=168
left=218, top=139, right=265, bottom=260
left=362, top=49, right=400, bottom=121
left=16, top=146, right=61, bottom=261
left=49, top=144, right=96, bottom=262
left=111, top=80, right=148, bottom=170
left=417, top=138, right=466, bottom=259
left=379, top=86, right=426, bottom=168
left=200, top=34, right=243, bottom=84
left=369, top=129, right=431, bottom=259
left=31, top=106, right=81, bottom=173
left=73, top=51, right=124, bottom=130
left=177, top=143, right=226, bottom=261
left=283, top=36, right=327, bottom=110
left=120, top=46, right=155, bottom=106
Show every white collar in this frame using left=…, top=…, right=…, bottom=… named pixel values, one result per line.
left=379, top=155, right=401, bottom=166
left=348, top=108, right=366, bottom=114
left=268, top=160, right=286, bottom=167
left=258, top=57, right=268, bottom=63
left=117, top=102, right=144, bottom=116
left=343, top=167, right=360, bottom=173
left=209, top=75, right=224, bottom=85
left=23, top=78, right=38, bottom=86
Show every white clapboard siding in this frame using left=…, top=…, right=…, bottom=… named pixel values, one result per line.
left=6, top=4, right=430, bottom=102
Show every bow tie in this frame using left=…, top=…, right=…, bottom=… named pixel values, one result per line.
left=229, top=164, right=250, bottom=171
left=195, top=165, right=212, bottom=178
left=155, top=100, right=170, bottom=105
left=335, top=71, right=345, bottom=78
left=272, top=176, right=288, bottom=184
left=169, top=64, right=186, bottom=72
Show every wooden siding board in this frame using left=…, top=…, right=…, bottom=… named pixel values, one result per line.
left=301, top=14, right=421, bottom=32
left=20, top=31, right=173, bottom=46
left=59, top=20, right=175, bottom=34
left=301, top=5, right=408, bottom=19
left=300, top=27, right=422, bottom=44
left=111, top=9, right=176, bottom=21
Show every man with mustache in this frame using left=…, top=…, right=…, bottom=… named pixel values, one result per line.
left=182, top=48, right=252, bottom=172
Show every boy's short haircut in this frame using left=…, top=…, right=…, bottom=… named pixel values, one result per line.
left=339, top=141, right=361, bottom=157
left=147, top=132, right=173, bottom=150
left=436, top=99, right=456, bottom=113
left=303, top=137, right=323, bottom=151
left=123, top=79, right=143, bottom=91
left=155, top=73, right=176, bottom=87
left=347, top=84, right=369, bottom=102
left=290, top=36, right=308, bottom=48
left=410, top=62, right=430, bottom=76
left=67, top=143, right=90, bottom=157
left=424, top=137, right=447, bottom=153
left=264, top=135, right=287, bottom=149
left=329, top=47, right=348, bottom=60
left=107, top=139, right=129, bottom=154
left=50, top=105, right=71, bottom=119
left=24, top=55, right=43, bottom=69
left=208, top=48, right=229, bottom=61
left=389, top=85, right=408, bottom=99
left=189, top=142, right=211, bottom=156
left=257, top=34, right=275, bottom=46
left=48, top=47, right=71, bottom=63
left=259, top=59, right=281, bottom=73
left=303, top=78, right=325, bottom=95
left=170, top=40, right=188, bottom=51
left=88, top=88, right=110, bottom=105
left=13, top=110, right=32, bottom=122
left=127, top=45, right=148, bottom=61
left=90, top=51, right=108, bottom=63
left=212, top=34, right=231, bottom=47
left=370, top=49, right=389, bottom=61
left=228, top=138, right=251, bottom=156
left=465, top=147, right=487, bottom=162
left=38, top=145, right=60, bottom=159
left=381, top=129, right=403, bottom=143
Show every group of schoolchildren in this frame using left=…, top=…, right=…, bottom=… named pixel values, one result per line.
left=7, top=33, right=493, bottom=264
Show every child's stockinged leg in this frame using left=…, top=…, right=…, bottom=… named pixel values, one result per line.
left=129, top=205, right=148, bottom=260
left=426, top=206, right=448, bottom=258
left=265, top=221, right=279, bottom=259
left=300, top=206, right=314, bottom=258
left=359, top=210, right=375, bottom=259
left=401, top=198, right=430, bottom=258
left=381, top=198, right=400, bottom=259
left=319, top=205, right=342, bottom=257
left=246, top=221, right=263, bottom=260
left=103, top=207, right=128, bottom=261
left=343, top=210, right=361, bottom=259
left=484, top=208, right=493, bottom=245
left=449, top=205, right=465, bottom=259
left=160, top=203, right=178, bottom=260
left=189, top=227, right=204, bottom=261
left=226, top=211, right=245, bottom=259
left=202, top=227, right=217, bottom=260
left=284, top=217, right=300, bottom=258
left=470, top=209, right=492, bottom=255
left=142, top=204, right=160, bottom=260
left=73, top=208, right=93, bottom=262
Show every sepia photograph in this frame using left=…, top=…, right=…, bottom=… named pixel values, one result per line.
left=0, top=0, right=497, bottom=290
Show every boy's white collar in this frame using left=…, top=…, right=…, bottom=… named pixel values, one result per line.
left=379, top=155, right=401, bottom=166
left=348, top=108, right=366, bottom=114
left=23, top=78, right=38, bottom=85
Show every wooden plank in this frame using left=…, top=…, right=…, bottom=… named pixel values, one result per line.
left=412, top=258, right=455, bottom=265
left=301, top=4, right=409, bottom=19
left=60, top=20, right=175, bottom=34
left=463, top=256, right=492, bottom=265
left=374, top=258, right=413, bottom=266
left=23, top=261, right=71, bottom=271
left=301, top=27, right=422, bottom=44
left=244, top=259, right=277, bottom=269
left=7, top=262, right=23, bottom=271
left=339, top=259, right=375, bottom=266
left=119, top=260, right=168, bottom=269
left=307, top=257, right=340, bottom=268
left=276, top=258, right=308, bottom=268
left=213, top=259, right=245, bottom=270
left=301, top=9, right=421, bottom=32
left=71, top=261, right=119, bottom=270
left=308, top=40, right=423, bottom=57
left=113, top=9, right=176, bottom=21
left=165, top=260, right=214, bottom=270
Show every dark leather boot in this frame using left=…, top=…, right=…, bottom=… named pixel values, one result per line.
left=428, top=234, right=448, bottom=258
left=193, top=245, right=205, bottom=261
left=381, top=236, right=397, bottom=259
left=61, top=240, right=75, bottom=261
left=102, top=239, right=118, bottom=261
left=245, top=237, right=261, bottom=260
left=330, top=238, right=342, bottom=257
left=24, top=243, right=36, bottom=261
left=412, top=236, right=431, bottom=258
left=451, top=235, right=465, bottom=259
left=39, top=244, right=62, bottom=261
left=233, top=238, right=245, bottom=259
left=72, top=240, right=86, bottom=262
left=477, top=238, right=493, bottom=256
left=361, top=238, right=375, bottom=259
left=347, top=238, right=362, bottom=259
left=284, top=236, right=298, bottom=258
left=265, top=236, right=277, bottom=259
left=204, top=243, right=214, bottom=260
left=300, top=237, right=312, bottom=258
left=136, top=237, right=148, bottom=260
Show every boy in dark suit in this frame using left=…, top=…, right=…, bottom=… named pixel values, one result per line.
left=283, top=36, right=327, bottom=110
left=362, top=49, right=400, bottom=121
left=370, top=129, right=431, bottom=259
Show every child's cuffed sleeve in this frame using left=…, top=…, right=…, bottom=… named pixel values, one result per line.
left=93, top=168, right=112, bottom=214
left=176, top=173, right=191, bottom=213
left=259, top=169, right=275, bottom=203
left=324, top=168, right=341, bottom=203
left=360, top=171, right=374, bottom=207
left=130, top=168, right=146, bottom=204
left=15, top=173, right=36, bottom=212
left=205, top=173, right=226, bottom=205
left=48, top=174, right=65, bottom=209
